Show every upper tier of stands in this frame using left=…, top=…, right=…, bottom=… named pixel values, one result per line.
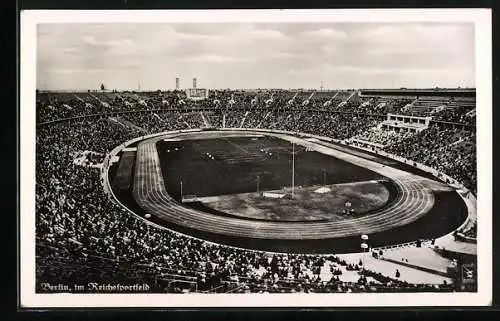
left=36, top=89, right=475, bottom=127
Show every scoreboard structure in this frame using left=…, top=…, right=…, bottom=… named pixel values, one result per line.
left=186, top=88, right=209, bottom=101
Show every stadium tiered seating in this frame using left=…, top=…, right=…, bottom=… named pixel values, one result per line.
left=351, top=127, right=415, bottom=148
left=35, top=89, right=477, bottom=293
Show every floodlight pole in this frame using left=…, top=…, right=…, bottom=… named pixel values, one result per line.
left=180, top=180, right=183, bottom=201
left=257, top=175, right=260, bottom=194
left=292, top=142, right=295, bottom=199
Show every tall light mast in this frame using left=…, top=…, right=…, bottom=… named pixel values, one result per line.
left=180, top=180, right=183, bottom=201
left=291, top=142, right=295, bottom=199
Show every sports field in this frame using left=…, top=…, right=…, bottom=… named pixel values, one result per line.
left=197, top=180, right=391, bottom=221
left=156, top=136, right=386, bottom=199
left=111, top=130, right=468, bottom=253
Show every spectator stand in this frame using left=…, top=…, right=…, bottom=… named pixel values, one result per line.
left=36, top=90, right=477, bottom=293
left=338, top=141, right=476, bottom=240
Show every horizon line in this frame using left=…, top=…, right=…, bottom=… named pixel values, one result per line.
left=36, top=86, right=477, bottom=92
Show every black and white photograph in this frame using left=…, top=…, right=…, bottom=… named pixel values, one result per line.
left=20, top=9, right=492, bottom=307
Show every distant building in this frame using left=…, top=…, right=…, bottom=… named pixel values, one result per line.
left=175, top=77, right=180, bottom=90
left=193, top=78, right=197, bottom=89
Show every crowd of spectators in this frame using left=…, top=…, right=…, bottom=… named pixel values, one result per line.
left=36, top=90, right=188, bottom=123
left=385, top=124, right=476, bottom=194
left=353, top=97, right=414, bottom=115
left=432, top=106, right=476, bottom=125
left=35, top=90, right=476, bottom=293
left=38, top=90, right=475, bottom=129
left=352, top=127, right=415, bottom=147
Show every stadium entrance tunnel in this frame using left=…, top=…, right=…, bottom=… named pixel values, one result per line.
left=104, top=129, right=469, bottom=254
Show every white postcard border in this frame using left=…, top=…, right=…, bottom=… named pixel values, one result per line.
left=20, top=9, right=492, bottom=307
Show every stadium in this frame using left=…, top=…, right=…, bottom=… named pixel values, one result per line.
left=36, top=86, right=477, bottom=294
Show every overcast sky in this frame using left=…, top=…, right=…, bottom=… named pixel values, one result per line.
left=37, top=23, right=475, bottom=90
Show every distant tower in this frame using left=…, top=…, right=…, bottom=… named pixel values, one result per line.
left=193, top=77, right=197, bottom=89
left=175, top=77, right=180, bottom=90
left=320, top=81, right=324, bottom=92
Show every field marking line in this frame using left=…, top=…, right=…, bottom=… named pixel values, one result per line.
left=223, top=138, right=251, bottom=154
